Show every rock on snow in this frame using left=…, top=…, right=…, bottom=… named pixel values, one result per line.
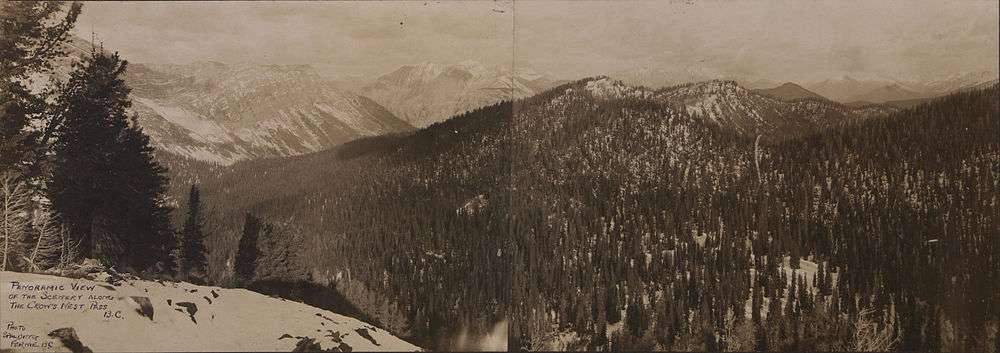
left=0, top=271, right=421, bottom=352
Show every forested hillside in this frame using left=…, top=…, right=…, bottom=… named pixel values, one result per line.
left=197, top=77, right=998, bottom=351
left=7, top=2, right=995, bottom=352
left=651, top=79, right=896, bottom=139
left=200, top=102, right=515, bottom=350
left=509, top=79, right=999, bottom=351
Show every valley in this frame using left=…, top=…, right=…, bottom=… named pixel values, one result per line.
left=3, top=1, right=997, bottom=352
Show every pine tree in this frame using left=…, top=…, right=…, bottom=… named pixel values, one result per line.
left=254, top=218, right=305, bottom=282
left=821, top=262, right=834, bottom=296
left=789, top=238, right=801, bottom=269
left=21, top=211, right=63, bottom=271
left=798, top=275, right=813, bottom=314
left=606, top=283, right=622, bottom=324
left=815, top=261, right=824, bottom=292
left=0, top=1, right=81, bottom=178
left=785, top=271, right=797, bottom=318
left=754, top=322, right=769, bottom=351
left=1, top=172, right=30, bottom=270
left=625, top=292, right=646, bottom=338
left=653, top=292, right=670, bottom=348
left=752, top=281, right=763, bottom=324
left=177, top=184, right=208, bottom=282
left=234, top=213, right=262, bottom=285
left=47, top=50, right=173, bottom=272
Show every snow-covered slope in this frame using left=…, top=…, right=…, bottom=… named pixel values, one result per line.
left=360, top=61, right=565, bottom=128
left=651, top=79, right=896, bottom=137
left=124, top=62, right=414, bottom=165
left=571, top=76, right=895, bottom=138
left=0, top=271, right=421, bottom=352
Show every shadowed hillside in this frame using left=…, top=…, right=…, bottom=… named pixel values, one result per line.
left=196, top=78, right=999, bottom=351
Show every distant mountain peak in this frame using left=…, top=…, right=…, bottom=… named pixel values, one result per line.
left=664, top=79, right=749, bottom=96
left=777, top=82, right=805, bottom=88
left=361, top=61, right=565, bottom=127
left=583, top=76, right=652, bottom=99
left=125, top=62, right=413, bottom=165
left=652, top=78, right=894, bottom=137
left=755, top=82, right=828, bottom=102
left=846, top=83, right=925, bottom=103
left=455, top=60, right=490, bottom=76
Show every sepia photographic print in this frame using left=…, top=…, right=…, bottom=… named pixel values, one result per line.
left=1, top=0, right=998, bottom=352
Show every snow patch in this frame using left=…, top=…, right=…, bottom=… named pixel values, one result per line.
left=0, top=271, right=421, bottom=352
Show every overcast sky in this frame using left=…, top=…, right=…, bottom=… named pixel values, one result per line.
left=75, top=0, right=998, bottom=83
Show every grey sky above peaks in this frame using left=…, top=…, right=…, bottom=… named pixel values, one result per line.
left=75, top=0, right=997, bottom=84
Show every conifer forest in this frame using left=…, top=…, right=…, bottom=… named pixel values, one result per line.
left=2, top=1, right=998, bottom=352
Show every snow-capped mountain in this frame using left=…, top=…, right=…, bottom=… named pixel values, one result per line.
left=806, top=71, right=999, bottom=103
left=903, top=70, right=1000, bottom=94
left=754, top=82, right=829, bottom=101
left=539, top=76, right=894, bottom=139
left=805, top=75, right=903, bottom=102
left=124, top=62, right=413, bottom=165
left=880, top=78, right=1000, bottom=109
left=649, top=79, right=895, bottom=137
left=610, top=65, right=782, bottom=90
left=359, top=61, right=565, bottom=128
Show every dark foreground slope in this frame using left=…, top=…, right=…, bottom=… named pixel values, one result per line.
left=199, top=78, right=999, bottom=352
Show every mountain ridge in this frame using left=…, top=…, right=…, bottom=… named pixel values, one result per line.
left=360, top=61, right=566, bottom=128
left=754, top=82, right=829, bottom=101
left=124, top=61, right=413, bottom=165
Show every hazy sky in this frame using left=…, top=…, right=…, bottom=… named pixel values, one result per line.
left=75, top=1, right=515, bottom=79
left=75, top=0, right=998, bottom=83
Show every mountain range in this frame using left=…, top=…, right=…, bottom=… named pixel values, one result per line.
left=359, top=61, right=566, bottom=128
left=609, top=65, right=997, bottom=105
left=878, top=78, right=1000, bottom=109
left=52, top=38, right=416, bottom=166
left=649, top=79, right=894, bottom=138
left=48, top=37, right=999, bottom=167
left=124, top=62, right=412, bottom=165
left=803, top=71, right=998, bottom=103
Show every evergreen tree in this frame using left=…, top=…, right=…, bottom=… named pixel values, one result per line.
left=177, top=184, right=208, bottom=282
left=234, top=212, right=262, bottom=285
left=798, top=275, right=813, bottom=314
left=0, top=1, right=81, bottom=177
left=46, top=50, right=173, bottom=272
left=789, top=239, right=801, bottom=269
left=625, top=293, right=646, bottom=338
left=752, top=281, right=763, bottom=324
left=1, top=172, right=30, bottom=270
left=255, top=219, right=305, bottom=282
left=754, top=322, right=769, bottom=351
left=785, top=271, right=797, bottom=318
left=606, top=283, right=622, bottom=324
left=20, top=211, right=63, bottom=271
left=653, top=293, right=670, bottom=348
left=821, top=262, right=833, bottom=296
